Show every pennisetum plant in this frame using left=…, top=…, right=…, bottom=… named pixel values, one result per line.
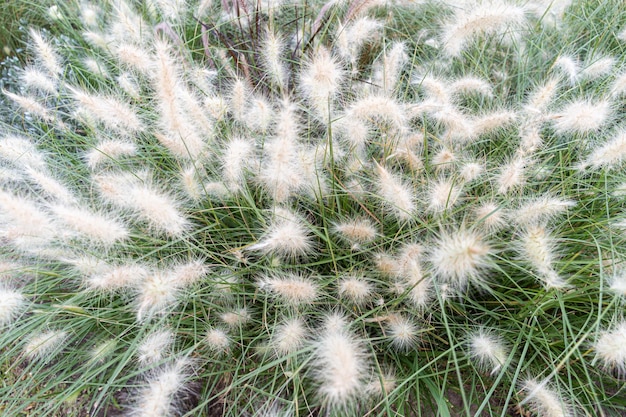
left=1, top=0, right=626, bottom=416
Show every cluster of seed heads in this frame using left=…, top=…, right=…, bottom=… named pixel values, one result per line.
left=1, top=0, right=626, bottom=415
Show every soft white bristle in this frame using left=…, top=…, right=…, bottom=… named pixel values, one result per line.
left=593, top=322, right=626, bottom=376
left=468, top=329, right=509, bottom=374
left=271, top=317, right=307, bottom=355
left=520, top=379, right=572, bottom=417
left=249, top=208, right=313, bottom=259
left=374, top=161, right=415, bottom=221
left=440, top=3, right=528, bottom=57
left=137, top=330, right=174, bottom=365
left=24, top=329, right=67, bottom=360
left=313, top=327, right=369, bottom=408
left=430, top=229, right=491, bottom=290
left=258, top=272, right=318, bottom=305
left=552, top=99, right=611, bottom=135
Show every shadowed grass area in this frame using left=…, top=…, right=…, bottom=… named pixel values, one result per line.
left=0, top=0, right=55, bottom=61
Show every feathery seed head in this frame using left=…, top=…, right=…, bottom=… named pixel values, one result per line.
left=552, top=99, right=611, bottom=135
left=3, top=90, right=55, bottom=123
left=229, top=78, right=248, bottom=122
left=85, top=339, right=116, bottom=367
left=581, top=56, right=615, bottom=79
left=136, top=271, right=178, bottom=320
left=525, top=78, right=560, bottom=114
left=338, top=276, right=373, bottom=304
left=0, top=287, right=25, bottom=326
left=50, top=204, right=129, bottom=246
left=580, top=130, right=626, bottom=171
left=459, top=161, right=484, bottom=182
left=427, top=178, right=463, bottom=213
left=87, top=264, right=149, bottom=291
left=271, top=317, right=307, bottom=355
left=496, top=157, right=528, bottom=194
left=0, top=135, right=47, bottom=171
left=397, top=243, right=432, bottom=307
left=245, top=96, right=274, bottom=133
left=170, top=260, right=208, bottom=286
left=110, top=0, right=147, bottom=44
left=313, top=326, right=369, bottom=408
left=300, top=47, right=343, bottom=121
left=83, top=57, right=109, bottom=78
left=374, top=252, right=401, bottom=277
left=258, top=136, right=305, bottom=202
left=468, top=329, right=509, bottom=374
left=511, top=196, right=575, bottom=226
left=322, top=312, right=349, bottom=333
left=250, top=208, right=313, bottom=259
left=366, top=369, right=397, bottom=397
left=29, top=29, right=62, bottom=77
left=0, top=190, right=57, bottom=243
left=610, top=72, right=626, bottom=97
left=336, top=17, right=382, bottom=63
left=115, top=43, right=153, bottom=73
left=518, top=224, right=567, bottom=289
left=520, top=379, right=572, bottom=417
left=82, top=30, right=108, bottom=49
left=593, top=321, right=626, bottom=376
left=554, top=55, right=579, bottom=85
left=69, top=86, right=144, bottom=133
left=21, top=68, right=56, bottom=94
left=374, top=161, right=415, bottom=221
left=133, top=359, right=189, bottom=417
left=117, top=72, right=141, bottom=99
left=376, top=41, right=407, bottom=94
left=85, top=140, right=137, bottom=168
left=22, top=167, right=74, bottom=204
left=450, top=76, right=493, bottom=97
left=430, top=229, right=492, bottom=290
left=472, top=110, right=517, bottom=136
left=24, top=329, right=67, bottom=360
left=94, top=172, right=189, bottom=236
left=440, top=3, right=528, bottom=57
left=260, top=30, right=287, bottom=88
left=205, top=328, right=231, bottom=353
left=608, top=272, right=626, bottom=299
left=257, top=273, right=318, bottom=305
left=137, top=330, right=174, bottom=365
left=220, top=308, right=251, bottom=327
left=222, top=136, right=255, bottom=190
left=432, top=147, right=457, bottom=170
left=473, top=202, right=507, bottom=232
left=333, top=217, right=378, bottom=247
left=79, top=2, right=101, bottom=27
left=386, top=314, right=419, bottom=351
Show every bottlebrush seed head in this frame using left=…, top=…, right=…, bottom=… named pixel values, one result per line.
left=23, top=329, right=67, bottom=360
left=137, top=330, right=174, bottom=365
left=313, top=326, right=369, bottom=409
left=551, top=99, right=611, bottom=135
left=249, top=208, right=313, bottom=259
left=520, top=378, right=572, bottom=417
left=337, top=276, right=373, bottom=304
left=386, top=314, right=419, bottom=351
left=271, top=317, right=307, bottom=355
left=257, top=272, right=319, bottom=305
left=0, top=286, right=25, bottom=326
left=430, top=229, right=492, bottom=290
left=593, top=321, right=626, bottom=376
left=468, top=329, right=509, bottom=374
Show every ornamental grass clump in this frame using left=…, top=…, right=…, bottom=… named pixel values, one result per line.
left=2, top=0, right=626, bottom=415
